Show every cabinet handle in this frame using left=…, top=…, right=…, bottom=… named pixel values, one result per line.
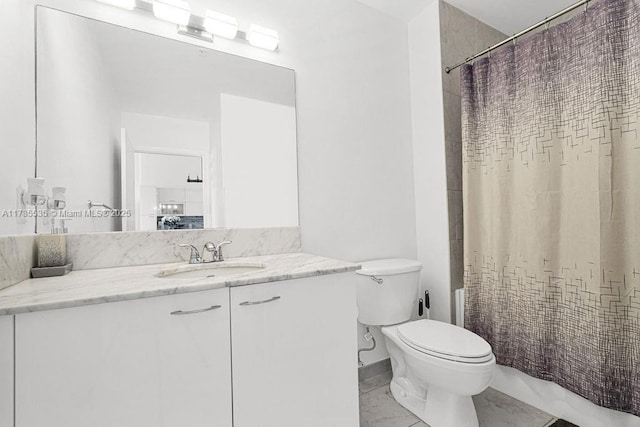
left=170, top=305, right=222, bottom=315
left=239, top=296, right=281, bottom=306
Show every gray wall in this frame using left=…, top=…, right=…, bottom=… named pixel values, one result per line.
left=439, top=1, right=506, bottom=321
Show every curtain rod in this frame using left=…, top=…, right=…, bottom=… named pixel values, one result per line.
left=444, top=0, right=591, bottom=74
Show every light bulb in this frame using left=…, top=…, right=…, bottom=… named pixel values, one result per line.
left=96, top=0, right=136, bottom=10
left=153, top=0, right=191, bottom=26
left=203, top=10, right=238, bottom=39
left=247, top=24, right=279, bottom=51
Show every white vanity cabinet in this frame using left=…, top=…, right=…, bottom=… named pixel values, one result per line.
left=14, top=288, right=232, bottom=427
left=0, top=316, right=13, bottom=427
left=230, top=273, right=359, bottom=427
left=11, top=272, right=359, bottom=426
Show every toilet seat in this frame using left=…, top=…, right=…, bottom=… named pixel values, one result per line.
left=397, top=320, right=493, bottom=364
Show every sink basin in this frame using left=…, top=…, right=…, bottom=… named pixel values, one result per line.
left=156, top=263, right=266, bottom=279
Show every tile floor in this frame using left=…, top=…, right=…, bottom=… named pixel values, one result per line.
left=359, top=370, right=558, bottom=427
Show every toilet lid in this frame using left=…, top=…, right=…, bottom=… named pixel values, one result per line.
left=397, top=320, right=493, bottom=363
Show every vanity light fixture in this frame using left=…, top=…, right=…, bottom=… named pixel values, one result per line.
left=153, top=0, right=191, bottom=26
left=246, top=24, right=279, bottom=51
left=94, top=0, right=280, bottom=52
left=203, top=10, right=238, bottom=40
left=96, top=0, right=136, bottom=10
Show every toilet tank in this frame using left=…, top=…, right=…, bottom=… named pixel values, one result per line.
left=356, top=259, right=422, bottom=326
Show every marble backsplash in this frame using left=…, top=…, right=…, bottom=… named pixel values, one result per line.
left=66, top=227, right=302, bottom=270
left=0, top=235, right=36, bottom=291
left=0, top=227, right=301, bottom=288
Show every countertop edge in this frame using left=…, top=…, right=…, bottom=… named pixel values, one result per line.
left=0, top=263, right=360, bottom=316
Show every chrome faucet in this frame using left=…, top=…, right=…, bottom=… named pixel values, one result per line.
left=202, top=242, right=217, bottom=262
left=213, top=240, right=232, bottom=262
left=178, top=244, right=202, bottom=264
left=179, top=241, right=232, bottom=264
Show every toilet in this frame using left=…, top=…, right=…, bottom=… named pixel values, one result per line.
left=356, top=259, right=495, bottom=427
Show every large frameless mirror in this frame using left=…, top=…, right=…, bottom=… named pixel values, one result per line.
left=33, top=7, right=298, bottom=234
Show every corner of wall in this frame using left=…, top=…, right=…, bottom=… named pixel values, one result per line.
left=436, top=1, right=507, bottom=323
left=0, top=235, right=36, bottom=291
left=408, top=1, right=451, bottom=323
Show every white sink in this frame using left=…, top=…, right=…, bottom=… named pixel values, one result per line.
left=156, top=263, right=267, bottom=279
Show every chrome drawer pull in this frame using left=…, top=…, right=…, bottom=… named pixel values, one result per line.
left=239, top=296, right=281, bottom=306
left=170, top=305, right=222, bottom=315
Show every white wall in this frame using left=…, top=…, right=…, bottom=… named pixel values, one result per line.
left=138, top=154, right=203, bottom=189
left=352, top=0, right=450, bottom=364
left=121, top=112, right=210, bottom=153
left=36, top=8, right=121, bottom=234
left=409, top=2, right=452, bottom=323
left=209, top=94, right=225, bottom=228
left=220, top=94, right=298, bottom=228
left=0, top=1, right=36, bottom=236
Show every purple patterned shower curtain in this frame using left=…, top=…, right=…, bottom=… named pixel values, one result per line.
left=462, top=0, right=640, bottom=416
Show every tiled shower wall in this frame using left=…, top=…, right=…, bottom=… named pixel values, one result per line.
left=439, top=2, right=506, bottom=320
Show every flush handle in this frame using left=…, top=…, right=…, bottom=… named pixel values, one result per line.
left=370, top=276, right=384, bottom=284
left=170, top=305, right=221, bottom=315
left=239, top=296, right=281, bottom=306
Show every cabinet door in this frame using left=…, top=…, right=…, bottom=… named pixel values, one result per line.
left=0, top=316, right=12, bottom=427
left=16, top=289, right=232, bottom=427
left=230, top=274, right=359, bottom=427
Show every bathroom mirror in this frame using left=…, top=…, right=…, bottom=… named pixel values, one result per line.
left=34, top=7, right=298, bottom=234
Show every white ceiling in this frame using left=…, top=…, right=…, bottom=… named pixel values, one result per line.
left=445, top=0, right=578, bottom=35
left=354, top=0, right=436, bottom=23
left=355, top=0, right=579, bottom=35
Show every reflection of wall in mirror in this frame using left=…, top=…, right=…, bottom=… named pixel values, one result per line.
left=36, top=9, right=121, bottom=234
left=221, top=94, right=298, bottom=228
left=137, top=185, right=158, bottom=231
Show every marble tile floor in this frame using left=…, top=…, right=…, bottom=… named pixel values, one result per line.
left=359, top=370, right=559, bottom=427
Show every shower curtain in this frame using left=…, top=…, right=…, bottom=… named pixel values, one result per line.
left=462, top=0, right=640, bottom=416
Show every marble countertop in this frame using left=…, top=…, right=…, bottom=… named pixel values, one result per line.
left=0, top=253, right=360, bottom=316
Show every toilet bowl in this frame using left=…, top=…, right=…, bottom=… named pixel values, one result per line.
left=355, top=259, right=496, bottom=427
left=383, top=321, right=495, bottom=427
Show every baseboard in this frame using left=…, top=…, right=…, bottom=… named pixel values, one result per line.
left=492, top=365, right=640, bottom=427
left=358, top=358, right=391, bottom=382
